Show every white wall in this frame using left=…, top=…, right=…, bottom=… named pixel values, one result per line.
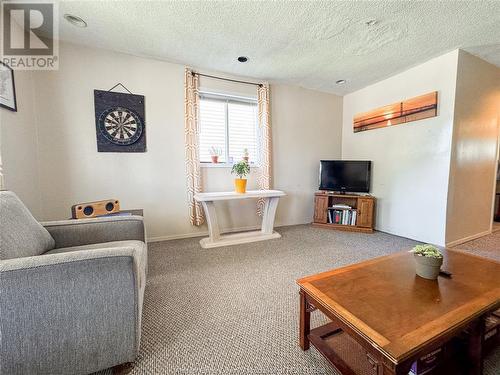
left=342, top=50, right=460, bottom=246
left=29, top=42, right=342, bottom=240
left=446, top=51, right=500, bottom=245
left=0, top=22, right=42, bottom=217
left=272, top=84, right=343, bottom=225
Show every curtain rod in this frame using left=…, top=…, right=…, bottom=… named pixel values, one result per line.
left=193, top=72, right=263, bottom=87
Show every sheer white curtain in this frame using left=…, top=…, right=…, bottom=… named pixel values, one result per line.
left=257, top=83, right=272, bottom=216
left=184, top=69, right=204, bottom=226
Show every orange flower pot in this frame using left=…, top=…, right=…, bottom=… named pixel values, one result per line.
left=234, top=178, right=247, bottom=193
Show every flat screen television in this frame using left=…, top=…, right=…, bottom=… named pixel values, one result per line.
left=319, top=160, right=371, bottom=193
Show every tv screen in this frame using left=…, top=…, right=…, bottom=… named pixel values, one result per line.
left=319, top=160, right=371, bottom=193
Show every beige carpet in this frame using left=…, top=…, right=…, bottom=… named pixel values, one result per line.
left=96, top=225, right=499, bottom=375
left=452, top=230, right=500, bottom=262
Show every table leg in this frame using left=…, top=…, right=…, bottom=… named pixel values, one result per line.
left=201, top=201, right=220, bottom=242
left=300, top=290, right=311, bottom=350
left=261, top=197, right=279, bottom=235
left=467, top=318, right=485, bottom=375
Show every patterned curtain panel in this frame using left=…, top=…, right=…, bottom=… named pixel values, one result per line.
left=257, top=83, right=272, bottom=216
left=184, top=69, right=205, bottom=226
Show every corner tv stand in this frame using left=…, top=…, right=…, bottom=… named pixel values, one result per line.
left=312, top=191, right=375, bottom=233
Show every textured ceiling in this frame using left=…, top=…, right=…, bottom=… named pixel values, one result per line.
left=53, top=1, right=500, bottom=95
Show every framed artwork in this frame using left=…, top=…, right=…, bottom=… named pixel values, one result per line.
left=94, top=89, right=146, bottom=152
left=353, top=92, right=438, bottom=133
left=0, top=62, right=17, bottom=112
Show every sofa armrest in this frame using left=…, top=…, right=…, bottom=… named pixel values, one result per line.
left=41, top=215, right=145, bottom=248
left=0, top=244, right=146, bottom=375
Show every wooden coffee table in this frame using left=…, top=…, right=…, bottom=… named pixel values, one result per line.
left=297, top=250, right=500, bottom=375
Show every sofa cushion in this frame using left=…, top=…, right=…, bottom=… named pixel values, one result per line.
left=0, top=191, right=55, bottom=260
left=44, top=240, right=148, bottom=322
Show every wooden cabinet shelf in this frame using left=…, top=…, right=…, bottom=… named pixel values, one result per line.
left=312, top=191, right=375, bottom=233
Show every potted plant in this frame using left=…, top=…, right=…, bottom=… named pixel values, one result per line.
left=242, top=148, right=249, bottom=162
left=410, top=244, right=443, bottom=280
left=209, top=147, right=221, bottom=163
left=231, top=160, right=250, bottom=193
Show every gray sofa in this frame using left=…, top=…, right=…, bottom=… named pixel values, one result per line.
left=0, top=191, right=147, bottom=375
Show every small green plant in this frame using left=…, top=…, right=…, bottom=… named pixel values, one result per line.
left=231, top=160, right=250, bottom=179
left=209, top=146, right=222, bottom=156
left=410, top=244, right=443, bottom=258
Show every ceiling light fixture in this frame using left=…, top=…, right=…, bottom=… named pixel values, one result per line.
left=237, top=56, right=248, bottom=63
left=336, top=79, right=346, bottom=85
left=365, top=19, right=378, bottom=27
left=64, top=14, right=87, bottom=28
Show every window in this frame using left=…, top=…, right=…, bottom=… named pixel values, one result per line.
left=199, top=93, right=259, bottom=165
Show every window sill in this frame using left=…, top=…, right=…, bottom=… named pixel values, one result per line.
left=200, top=163, right=259, bottom=169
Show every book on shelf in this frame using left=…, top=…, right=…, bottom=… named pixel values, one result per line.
left=351, top=210, right=357, bottom=225
left=327, top=208, right=357, bottom=226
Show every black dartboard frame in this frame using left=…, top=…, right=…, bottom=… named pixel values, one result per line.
left=94, top=90, right=146, bottom=152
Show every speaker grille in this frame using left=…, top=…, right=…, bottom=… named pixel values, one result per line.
left=83, top=206, right=94, bottom=216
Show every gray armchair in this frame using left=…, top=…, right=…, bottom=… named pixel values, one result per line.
left=0, top=191, right=147, bottom=375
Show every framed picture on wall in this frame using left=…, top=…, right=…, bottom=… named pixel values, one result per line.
left=0, top=62, right=17, bottom=112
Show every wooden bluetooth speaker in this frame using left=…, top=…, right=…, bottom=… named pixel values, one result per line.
left=71, top=199, right=120, bottom=219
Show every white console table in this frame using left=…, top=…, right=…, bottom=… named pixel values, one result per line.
left=194, top=190, right=286, bottom=249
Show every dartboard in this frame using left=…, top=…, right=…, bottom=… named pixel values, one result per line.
left=94, top=89, right=146, bottom=152
left=98, top=107, right=143, bottom=145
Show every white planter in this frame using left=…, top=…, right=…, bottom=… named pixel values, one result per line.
left=414, top=254, right=443, bottom=280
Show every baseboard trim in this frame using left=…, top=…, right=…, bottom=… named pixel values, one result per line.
left=146, top=222, right=307, bottom=243
left=148, top=232, right=206, bottom=242
left=149, top=224, right=496, bottom=246
left=147, top=224, right=263, bottom=243
left=446, top=229, right=492, bottom=247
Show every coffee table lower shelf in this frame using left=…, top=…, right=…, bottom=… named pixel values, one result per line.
left=308, top=322, right=474, bottom=375
left=308, top=323, right=378, bottom=375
